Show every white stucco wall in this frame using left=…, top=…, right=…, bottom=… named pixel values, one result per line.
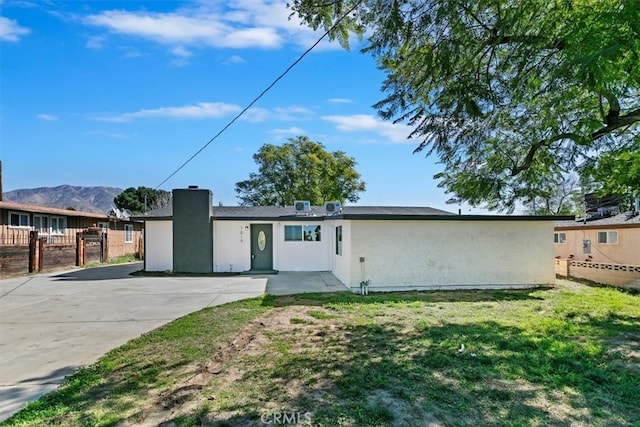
left=347, top=220, right=555, bottom=290
left=145, top=220, right=173, bottom=271
left=213, top=220, right=253, bottom=272
left=330, top=220, right=352, bottom=286
left=213, top=220, right=331, bottom=272
left=275, top=221, right=330, bottom=271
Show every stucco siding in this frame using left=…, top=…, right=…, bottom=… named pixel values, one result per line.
left=145, top=221, right=172, bottom=271
left=213, top=220, right=330, bottom=272
left=348, top=220, right=555, bottom=290
left=274, top=221, right=330, bottom=271
left=555, top=227, right=640, bottom=265
left=213, top=220, right=252, bottom=272
left=329, top=220, right=351, bottom=286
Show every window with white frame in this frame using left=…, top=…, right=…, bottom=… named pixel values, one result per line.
left=554, top=232, right=566, bottom=244
left=9, top=212, right=30, bottom=228
left=97, top=222, right=109, bottom=230
left=124, top=224, right=133, bottom=243
left=336, top=225, right=342, bottom=255
left=33, top=215, right=49, bottom=234
left=597, top=231, right=618, bottom=244
left=50, top=217, right=66, bottom=235
left=284, top=225, right=321, bottom=241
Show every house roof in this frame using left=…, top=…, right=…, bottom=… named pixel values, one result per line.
left=135, top=204, right=567, bottom=222
left=0, top=200, right=109, bottom=220
left=555, top=212, right=640, bottom=230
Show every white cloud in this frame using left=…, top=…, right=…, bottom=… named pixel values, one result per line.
left=37, top=114, right=58, bottom=121
left=85, top=130, right=131, bottom=139
left=327, top=98, right=354, bottom=104
left=118, top=46, right=141, bottom=58
left=243, top=105, right=315, bottom=122
left=323, top=114, right=412, bottom=143
left=270, top=126, right=305, bottom=135
left=223, top=55, right=246, bottom=65
left=81, top=0, right=342, bottom=55
left=0, top=16, right=30, bottom=42
left=85, top=35, right=106, bottom=49
left=170, top=45, right=192, bottom=66
left=84, top=9, right=282, bottom=49
left=171, top=46, right=192, bottom=58
left=92, top=102, right=242, bottom=122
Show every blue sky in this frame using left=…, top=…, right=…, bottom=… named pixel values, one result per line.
left=0, top=0, right=488, bottom=213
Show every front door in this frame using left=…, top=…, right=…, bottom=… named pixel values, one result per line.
left=251, top=224, right=273, bottom=271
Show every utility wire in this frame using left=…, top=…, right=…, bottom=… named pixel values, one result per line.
left=155, top=3, right=362, bottom=190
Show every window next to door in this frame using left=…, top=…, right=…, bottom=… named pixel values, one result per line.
left=284, top=225, right=321, bottom=242
left=336, top=225, right=342, bottom=255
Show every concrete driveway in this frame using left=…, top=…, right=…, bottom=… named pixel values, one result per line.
left=0, top=263, right=268, bottom=422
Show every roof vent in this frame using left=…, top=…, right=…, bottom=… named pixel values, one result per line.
left=188, top=185, right=199, bottom=189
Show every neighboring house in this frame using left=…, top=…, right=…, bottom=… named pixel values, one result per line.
left=554, top=213, right=640, bottom=265
left=0, top=200, right=143, bottom=258
left=135, top=187, right=562, bottom=292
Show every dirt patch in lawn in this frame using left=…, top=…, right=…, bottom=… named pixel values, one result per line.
left=18, top=283, right=636, bottom=427
left=132, top=305, right=332, bottom=425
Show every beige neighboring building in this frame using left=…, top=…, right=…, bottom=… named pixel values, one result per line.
left=554, top=213, right=640, bottom=265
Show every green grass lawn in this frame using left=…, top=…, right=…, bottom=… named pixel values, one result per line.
left=4, top=280, right=639, bottom=426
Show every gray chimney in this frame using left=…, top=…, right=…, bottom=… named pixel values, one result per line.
left=172, top=187, right=213, bottom=273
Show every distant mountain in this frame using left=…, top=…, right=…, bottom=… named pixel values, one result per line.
left=2, top=185, right=123, bottom=214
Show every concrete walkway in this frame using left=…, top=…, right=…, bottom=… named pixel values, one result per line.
left=0, top=263, right=268, bottom=422
left=264, top=271, right=350, bottom=295
left=0, top=266, right=349, bottom=422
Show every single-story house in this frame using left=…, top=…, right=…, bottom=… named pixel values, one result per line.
left=135, top=187, right=564, bottom=292
left=0, top=200, right=143, bottom=258
left=554, top=212, right=640, bottom=265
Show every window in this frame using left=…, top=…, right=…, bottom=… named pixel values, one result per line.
left=284, top=225, right=321, bottom=242
left=97, top=222, right=109, bottom=230
left=597, top=231, right=618, bottom=244
left=304, top=225, right=321, bottom=241
left=554, top=232, right=566, bottom=244
left=336, top=226, right=342, bottom=255
left=9, top=212, right=29, bottom=227
left=33, top=215, right=49, bottom=234
left=284, top=225, right=302, bottom=241
left=124, top=224, right=133, bottom=243
left=50, top=217, right=66, bottom=235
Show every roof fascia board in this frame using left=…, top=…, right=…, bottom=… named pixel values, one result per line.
left=555, top=223, right=640, bottom=231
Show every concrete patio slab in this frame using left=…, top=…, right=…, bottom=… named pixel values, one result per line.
left=263, top=271, right=351, bottom=295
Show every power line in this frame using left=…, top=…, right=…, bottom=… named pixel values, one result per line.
left=155, top=4, right=362, bottom=190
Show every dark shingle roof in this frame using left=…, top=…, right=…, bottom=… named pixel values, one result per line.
left=134, top=204, right=566, bottom=222
left=555, top=212, right=640, bottom=229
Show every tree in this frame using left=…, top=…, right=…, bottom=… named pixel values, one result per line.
left=582, top=141, right=640, bottom=211
left=114, top=187, right=171, bottom=214
left=522, top=174, right=584, bottom=216
left=235, top=136, right=366, bottom=206
left=290, top=0, right=640, bottom=212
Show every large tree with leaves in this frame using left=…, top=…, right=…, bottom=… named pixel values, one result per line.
left=291, top=0, right=640, bottom=212
left=235, top=136, right=366, bottom=206
left=114, top=187, right=171, bottom=214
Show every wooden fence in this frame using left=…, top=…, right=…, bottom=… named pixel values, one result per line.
left=0, top=230, right=109, bottom=277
